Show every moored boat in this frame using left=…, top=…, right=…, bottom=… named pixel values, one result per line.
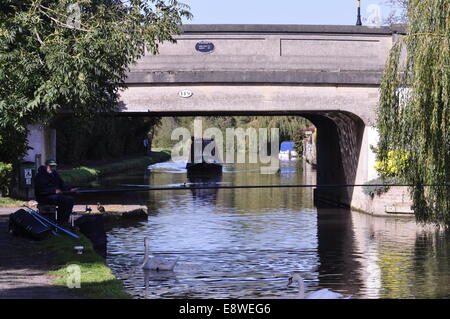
left=278, top=141, right=298, bottom=160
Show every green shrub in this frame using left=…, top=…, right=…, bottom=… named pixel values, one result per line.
left=374, top=149, right=409, bottom=178
left=293, top=131, right=307, bottom=157
left=362, top=176, right=396, bottom=198
left=0, top=162, right=13, bottom=196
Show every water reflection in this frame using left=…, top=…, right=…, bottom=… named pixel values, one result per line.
left=316, top=208, right=362, bottom=297
left=187, top=171, right=222, bottom=203
left=76, top=160, right=450, bottom=299
left=349, top=211, right=450, bottom=299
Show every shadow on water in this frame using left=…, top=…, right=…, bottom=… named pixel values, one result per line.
left=316, top=208, right=362, bottom=297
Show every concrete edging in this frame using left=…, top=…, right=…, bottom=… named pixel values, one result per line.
left=180, top=24, right=406, bottom=35
left=126, top=70, right=383, bottom=85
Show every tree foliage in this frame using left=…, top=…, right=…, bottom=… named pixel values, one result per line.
left=293, top=131, right=306, bottom=158
left=246, top=116, right=311, bottom=143
left=54, top=115, right=160, bottom=164
left=0, top=0, right=191, bottom=162
left=374, top=149, right=408, bottom=177
left=376, top=0, right=449, bottom=225
left=0, top=162, right=13, bottom=195
left=152, top=116, right=312, bottom=148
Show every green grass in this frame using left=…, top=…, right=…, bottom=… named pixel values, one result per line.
left=0, top=197, right=23, bottom=207
left=59, top=166, right=100, bottom=185
left=37, top=151, right=173, bottom=297
left=59, top=150, right=171, bottom=185
left=43, top=233, right=131, bottom=299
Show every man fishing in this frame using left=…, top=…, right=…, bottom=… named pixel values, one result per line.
left=34, top=159, right=78, bottom=226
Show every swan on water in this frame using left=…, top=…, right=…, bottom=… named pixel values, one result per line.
left=141, top=237, right=179, bottom=271
left=287, top=273, right=351, bottom=299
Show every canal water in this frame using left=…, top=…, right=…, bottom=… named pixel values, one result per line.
left=79, top=160, right=450, bottom=299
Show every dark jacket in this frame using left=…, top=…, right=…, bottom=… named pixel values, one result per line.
left=34, top=166, right=71, bottom=201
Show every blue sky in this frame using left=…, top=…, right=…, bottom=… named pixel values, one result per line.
left=182, top=0, right=394, bottom=25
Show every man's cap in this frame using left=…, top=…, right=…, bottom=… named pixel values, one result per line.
left=45, top=159, right=57, bottom=166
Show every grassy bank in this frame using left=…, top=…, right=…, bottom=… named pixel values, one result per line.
left=43, top=232, right=131, bottom=299
left=60, top=150, right=171, bottom=186
left=0, top=197, right=23, bottom=207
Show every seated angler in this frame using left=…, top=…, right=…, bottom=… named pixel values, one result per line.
left=34, top=159, right=78, bottom=226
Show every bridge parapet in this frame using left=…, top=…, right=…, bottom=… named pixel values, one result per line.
left=127, top=24, right=404, bottom=85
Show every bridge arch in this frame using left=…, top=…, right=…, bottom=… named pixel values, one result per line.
left=118, top=98, right=369, bottom=208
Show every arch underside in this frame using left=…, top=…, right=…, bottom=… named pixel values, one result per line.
left=305, top=112, right=365, bottom=207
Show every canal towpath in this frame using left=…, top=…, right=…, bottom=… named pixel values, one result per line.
left=0, top=210, right=81, bottom=299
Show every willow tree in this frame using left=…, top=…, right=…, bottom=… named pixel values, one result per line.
left=0, top=0, right=191, bottom=165
left=377, top=0, right=449, bottom=225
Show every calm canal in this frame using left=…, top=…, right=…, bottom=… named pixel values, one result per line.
left=79, top=160, right=450, bottom=299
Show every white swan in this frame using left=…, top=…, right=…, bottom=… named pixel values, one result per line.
left=287, top=273, right=351, bottom=299
left=141, top=237, right=179, bottom=271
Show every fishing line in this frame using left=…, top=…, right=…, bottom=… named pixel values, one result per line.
left=71, top=183, right=450, bottom=194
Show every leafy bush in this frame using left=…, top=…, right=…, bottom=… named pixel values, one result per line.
left=0, top=126, right=29, bottom=167
left=362, top=176, right=396, bottom=198
left=374, top=150, right=409, bottom=177
left=293, top=131, right=307, bottom=157
left=0, top=162, right=13, bottom=196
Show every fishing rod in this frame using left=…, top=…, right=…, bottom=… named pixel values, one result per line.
left=24, top=208, right=79, bottom=239
left=69, top=183, right=450, bottom=194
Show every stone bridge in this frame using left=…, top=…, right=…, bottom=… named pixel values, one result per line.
left=27, top=24, right=405, bottom=211
left=118, top=24, right=404, bottom=210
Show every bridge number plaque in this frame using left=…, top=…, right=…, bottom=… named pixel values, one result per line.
left=195, top=41, right=215, bottom=54
left=178, top=90, right=193, bottom=98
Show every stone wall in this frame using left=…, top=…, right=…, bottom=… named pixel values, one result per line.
left=353, top=186, right=414, bottom=216
left=24, top=124, right=56, bottom=166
